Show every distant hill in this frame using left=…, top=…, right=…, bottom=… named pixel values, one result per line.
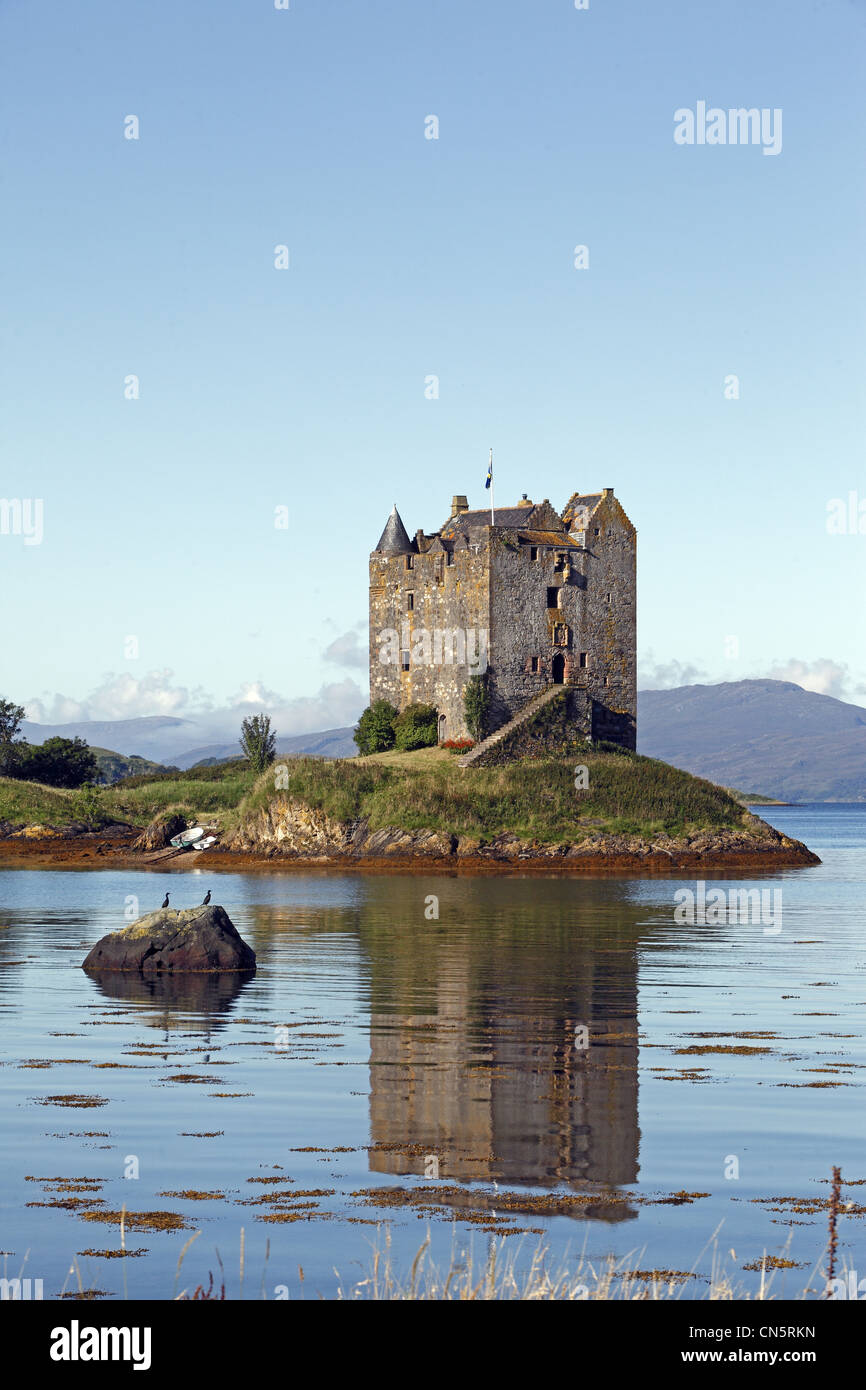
left=20, top=716, right=357, bottom=767
left=638, top=680, right=866, bottom=801
left=21, top=716, right=196, bottom=761
left=89, top=747, right=176, bottom=785
left=22, top=679, right=865, bottom=800
left=182, top=727, right=357, bottom=769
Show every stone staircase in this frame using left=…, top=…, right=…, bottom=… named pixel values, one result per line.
left=457, top=685, right=567, bottom=768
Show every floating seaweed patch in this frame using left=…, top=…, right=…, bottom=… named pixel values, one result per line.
left=77, top=1249, right=147, bottom=1259
left=80, top=1210, right=191, bottom=1232
left=37, top=1095, right=109, bottom=1109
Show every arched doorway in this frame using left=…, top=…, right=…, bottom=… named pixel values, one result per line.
left=552, top=653, right=565, bottom=685
left=438, top=713, right=447, bottom=743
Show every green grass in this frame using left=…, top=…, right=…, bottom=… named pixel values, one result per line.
left=0, top=777, right=80, bottom=827
left=1, top=748, right=755, bottom=843
left=0, top=760, right=258, bottom=832
left=230, top=747, right=752, bottom=843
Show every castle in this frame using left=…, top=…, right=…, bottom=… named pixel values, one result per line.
left=369, top=488, right=636, bottom=752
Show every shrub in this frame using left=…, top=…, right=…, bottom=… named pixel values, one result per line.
left=393, top=703, right=439, bottom=752
left=73, top=783, right=106, bottom=829
left=354, top=700, right=398, bottom=755
left=463, top=675, right=490, bottom=743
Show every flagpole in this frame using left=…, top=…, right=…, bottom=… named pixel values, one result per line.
left=489, top=447, right=494, bottom=526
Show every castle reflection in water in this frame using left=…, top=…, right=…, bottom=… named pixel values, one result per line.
left=358, top=875, right=640, bottom=1201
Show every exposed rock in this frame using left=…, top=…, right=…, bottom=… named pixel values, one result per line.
left=207, top=795, right=820, bottom=870
left=132, top=812, right=187, bottom=852
left=82, top=906, right=255, bottom=975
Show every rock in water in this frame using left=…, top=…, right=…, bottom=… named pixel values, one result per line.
left=82, top=906, right=255, bottom=974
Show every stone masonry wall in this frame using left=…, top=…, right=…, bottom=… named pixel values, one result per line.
left=466, top=688, right=593, bottom=767
left=369, top=538, right=490, bottom=741
left=570, top=494, right=637, bottom=749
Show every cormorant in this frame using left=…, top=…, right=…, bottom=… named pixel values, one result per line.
left=202, top=890, right=211, bottom=906
left=161, top=892, right=170, bottom=909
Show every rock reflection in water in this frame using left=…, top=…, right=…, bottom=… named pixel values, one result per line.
left=83, top=968, right=255, bottom=1032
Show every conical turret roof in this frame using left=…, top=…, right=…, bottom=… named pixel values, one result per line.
left=375, top=504, right=413, bottom=554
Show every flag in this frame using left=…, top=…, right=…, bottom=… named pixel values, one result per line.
left=485, top=449, right=493, bottom=489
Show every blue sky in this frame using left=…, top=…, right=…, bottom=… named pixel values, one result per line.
left=1, top=0, right=864, bottom=738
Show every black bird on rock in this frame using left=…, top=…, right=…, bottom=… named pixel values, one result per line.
left=161, top=892, right=170, bottom=909
left=202, top=890, right=211, bottom=906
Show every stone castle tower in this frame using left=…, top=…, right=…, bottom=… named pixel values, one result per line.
left=369, top=488, right=636, bottom=750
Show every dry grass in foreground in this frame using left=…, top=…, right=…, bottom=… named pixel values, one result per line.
left=165, top=1225, right=832, bottom=1301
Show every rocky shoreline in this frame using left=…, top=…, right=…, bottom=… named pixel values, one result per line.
left=0, top=802, right=820, bottom=873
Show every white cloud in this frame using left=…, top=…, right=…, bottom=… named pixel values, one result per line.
left=24, top=670, right=368, bottom=755
left=323, top=628, right=368, bottom=669
left=765, top=658, right=851, bottom=699
left=25, top=669, right=205, bottom=724
left=638, top=651, right=708, bottom=690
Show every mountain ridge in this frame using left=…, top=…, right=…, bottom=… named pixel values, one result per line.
left=19, top=680, right=866, bottom=800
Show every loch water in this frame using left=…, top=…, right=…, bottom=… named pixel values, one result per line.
left=0, top=805, right=863, bottom=1299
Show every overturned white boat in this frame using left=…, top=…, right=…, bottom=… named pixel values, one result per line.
left=169, top=827, right=205, bottom=849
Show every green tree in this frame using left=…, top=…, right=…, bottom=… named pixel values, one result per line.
left=240, top=714, right=277, bottom=774
left=10, top=736, right=98, bottom=788
left=393, top=703, right=438, bottom=751
left=353, top=700, right=398, bottom=755
left=0, top=698, right=25, bottom=776
left=463, top=674, right=490, bottom=743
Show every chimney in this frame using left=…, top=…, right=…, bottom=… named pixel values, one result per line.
left=517, top=493, right=532, bottom=508
left=603, top=487, right=614, bottom=497
left=450, top=495, right=469, bottom=518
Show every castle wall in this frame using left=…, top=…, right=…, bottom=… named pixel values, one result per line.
left=569, top=495, right=637, bottom=748
left=488, top=532, right=586, bottom=727
left=368, top=539, right=489, bottom=740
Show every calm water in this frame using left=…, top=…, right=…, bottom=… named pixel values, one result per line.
left=1, top=804, right=864, bottom=1299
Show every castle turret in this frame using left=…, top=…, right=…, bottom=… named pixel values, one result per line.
left=375, top=504, right=413, bottom=555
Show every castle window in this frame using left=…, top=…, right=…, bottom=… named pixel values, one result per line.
left=578, top=651, right=588, bottom=668
left=553, top=552, right=565, bottom=572
left=593, top=527, right=600, bottom=536
left=530, top=656, right=540, bottom=673
left=606, top=592, right=612, bottom=604
left=401, top=650, right=410, bottom=670
left=446, top=551, right=455, bottom=566
left=546, top=587, right=559, bottom=609
left=405, top=555, right=414, bottom=570
left=406, top=592, right=414, bottom=611
left=434, top=556, right=444, bottom=584
left=530, top=546, right=538, bottom=561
